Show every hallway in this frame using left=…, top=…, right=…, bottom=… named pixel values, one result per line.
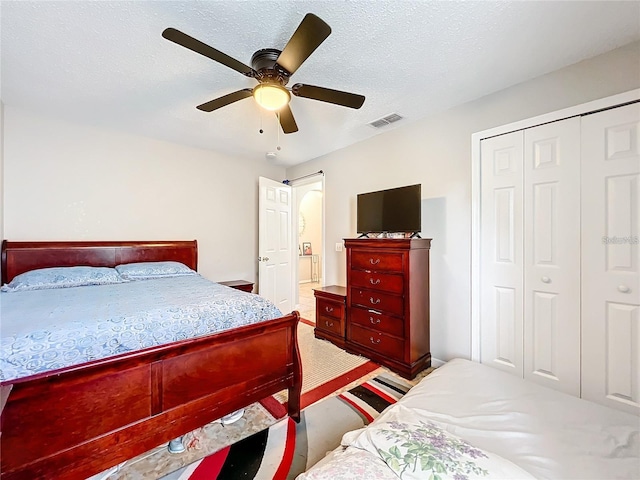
left=297, top=281, right=319, bottom=323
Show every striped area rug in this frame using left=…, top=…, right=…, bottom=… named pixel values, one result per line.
left=162, top=374, right=412, bottom=480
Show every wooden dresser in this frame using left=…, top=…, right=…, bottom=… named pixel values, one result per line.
left=345, top=238, right=431, bottom=378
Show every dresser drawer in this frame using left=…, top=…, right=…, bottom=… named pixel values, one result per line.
left=350, top=270, right=403, bottom=294
left=316, top=298, right=344, bottom=320
left=349, top=324, right=404, bottom=360
left=351, top=250, right=403, bottom=273
left=316, top=314, right=344, bottom=336
left=350, top=306, right=404, bottom=337
left=350, top=287, right=404, bottom=316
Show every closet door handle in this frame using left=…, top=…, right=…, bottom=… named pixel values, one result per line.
left=541, top=276, right=551, bottom=284
left=618, top=285, right=630, bottom=293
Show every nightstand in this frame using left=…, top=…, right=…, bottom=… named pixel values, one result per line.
left=313, top=285, right=347, bottom=348
left=219, top=280, right=254, bottom=293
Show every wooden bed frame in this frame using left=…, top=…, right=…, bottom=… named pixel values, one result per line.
left=0, top=240, right=302, bottom=480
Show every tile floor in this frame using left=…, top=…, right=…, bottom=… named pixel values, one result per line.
left=297, top=281, right=319, bottom=323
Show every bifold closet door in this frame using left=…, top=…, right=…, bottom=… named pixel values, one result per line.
left=581, top=102, right=640, bottom=415
left=480, top=131, right=524, bottom=376
left=523, top=118, right=581, bottom=396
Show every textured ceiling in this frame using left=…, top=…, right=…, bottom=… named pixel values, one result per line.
left=2, top=1, right=639, bottom=166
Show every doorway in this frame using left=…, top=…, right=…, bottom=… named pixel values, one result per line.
left=294, top=179, right=324, bottom=323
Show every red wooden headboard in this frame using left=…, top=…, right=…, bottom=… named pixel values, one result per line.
left=1, top=240, right=198, bottom=284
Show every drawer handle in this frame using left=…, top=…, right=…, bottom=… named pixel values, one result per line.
left=325, top=306, right=334, bottom=313
left=541, top=276, right=551, bottom=284
left=369, top=316, right=381, bottom=325
left=325, top=320, right=334, bottom=328
left=369, top=258, right=380, bottom=265
left=618, top=285, right=630, bottom=293
left=369, top=297, right=381, bottom=305
left=369, top=278, right=381, bottom=285
left=369, top=336, right=381, bottom=345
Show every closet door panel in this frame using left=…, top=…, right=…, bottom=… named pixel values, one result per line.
left=523, top=118, right=581, bottom=396
left=480, top=131, right=524, bottom=376
left=582, top=102, right=640, bottom=415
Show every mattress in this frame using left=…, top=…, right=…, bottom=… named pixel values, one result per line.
left=300, top=359, right=640, bottom=479
left=0, top=275, right=282, bottom=382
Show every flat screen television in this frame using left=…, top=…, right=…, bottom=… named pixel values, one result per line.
left=357, top=184, right=421, bottom=235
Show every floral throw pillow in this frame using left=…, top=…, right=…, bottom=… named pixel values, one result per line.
left=297, top=447, right=399, bottom=480
left=343, top=405, right=535, bottom=480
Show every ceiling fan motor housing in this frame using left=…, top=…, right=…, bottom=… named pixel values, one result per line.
left=251, top=48, right=290, bottom=85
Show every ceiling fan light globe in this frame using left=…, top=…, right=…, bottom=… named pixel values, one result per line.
left=253, top=84, right=290, bottom=111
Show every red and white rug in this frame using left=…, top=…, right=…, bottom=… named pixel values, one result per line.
left=161, top=374, right=412, bottom=480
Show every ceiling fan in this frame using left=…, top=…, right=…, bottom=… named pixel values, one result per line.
left=162, top=13, right=365, bottom=134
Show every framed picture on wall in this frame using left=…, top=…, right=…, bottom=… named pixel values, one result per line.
left=302, top=242, right=312, bottom=255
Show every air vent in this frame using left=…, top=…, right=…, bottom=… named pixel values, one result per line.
left=368, top=113, right=404, bottom=128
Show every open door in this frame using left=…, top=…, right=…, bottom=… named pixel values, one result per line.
left=258, top=177, right=293, bottom=313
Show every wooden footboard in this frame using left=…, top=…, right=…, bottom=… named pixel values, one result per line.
left=0, top=312, right=302, bottom=480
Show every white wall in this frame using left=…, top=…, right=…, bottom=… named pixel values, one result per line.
left=284, top=41, right=640, bottom=363
left=3, top=107, right=285, bottom=283
left=0, top=101, right=4, bottom=279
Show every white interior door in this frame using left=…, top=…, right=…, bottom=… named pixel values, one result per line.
left=258, top=176, right=293, bottom=314
left=581, top=102, right=640, bottom=415
left=523, top=117, right=581, bottom=396
left=480, top=131, right=524, bottom=376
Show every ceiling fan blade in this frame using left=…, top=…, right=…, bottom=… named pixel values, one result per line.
left=292, top=84, right=365, bottom=109
left=278, top=105, right=299, bottom=134
left=162, top=28, right=256, bottom=77
left=196, top=89, right=253, bottom=112
left=276, top=14, right=331, bottom=75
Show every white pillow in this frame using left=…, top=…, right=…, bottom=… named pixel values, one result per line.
left=298, top=447, right=399, bottom=480
left=115, top=261, right=196, bottom=280
left=343, top=405, right=535, bottom=480
left=1, top=266, right=125, bottom=292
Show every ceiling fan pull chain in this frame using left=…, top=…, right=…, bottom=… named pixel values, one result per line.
left=277, top=112, right=281, bottom=151
left=259, top=108, right=264, bottom=134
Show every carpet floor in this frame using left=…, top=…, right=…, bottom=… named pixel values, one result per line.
left=272, top=320, right=376, bottom=404
left=160, top=373, right=413, bottom=480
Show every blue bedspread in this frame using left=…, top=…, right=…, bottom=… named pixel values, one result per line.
left=0, top=275, right=283, bottom=382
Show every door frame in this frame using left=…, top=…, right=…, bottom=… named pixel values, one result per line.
left=470, top=88, right=640, bottom=362
left=291, top=174, right=325, bottom=309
